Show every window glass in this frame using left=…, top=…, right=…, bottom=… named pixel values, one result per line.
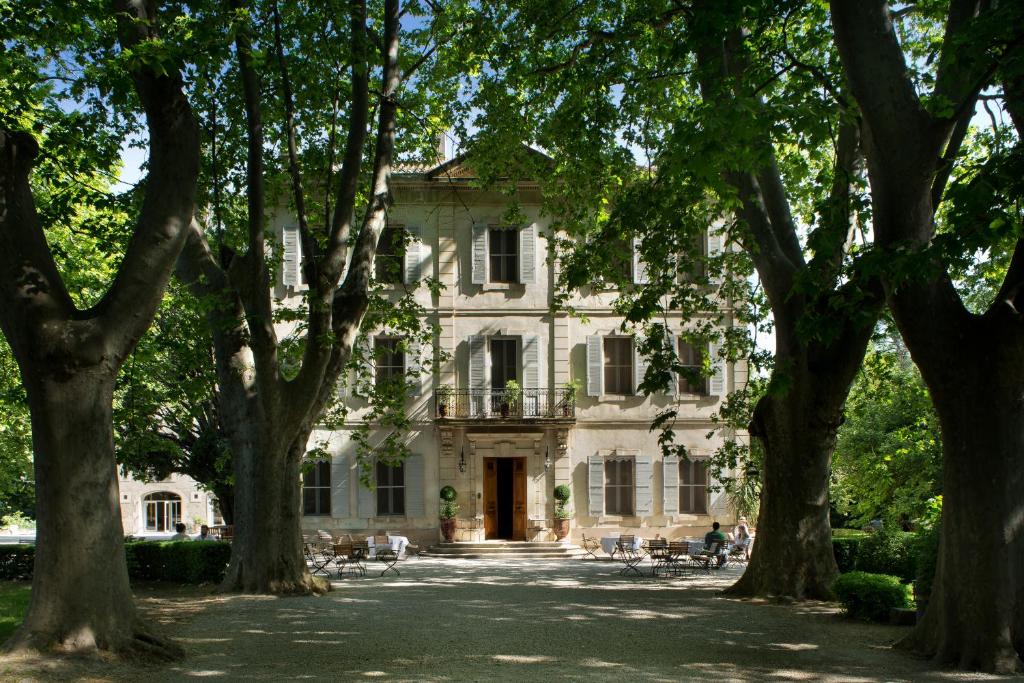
left=489, top=227, right=518, bottom=283
left=604, top=458, right=635, bottom=515
left=490, top=338, right=518, bottom=388
left=302, top=461, right=331, bottom=516
left=376, top=461, right=406, bottom=516
left=603, top=337, right=633, bottom=395
left=678, top=340, right=707, bottom=395
left=143, top=492, right=182, bottom=531
left=375, top=337, right=405, bottom=387
left=679, top=459, right=708, bottom=514
left=375, top=225, right=405, bottom=283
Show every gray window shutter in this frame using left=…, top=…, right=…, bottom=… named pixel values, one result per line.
left=635, top=454, right=653, bottom=515
left=707, top=230, right=723, bottom=284
left=588, top=455, right=604, bottom=516
left=281, top=225, right=301, bottom=288
left=662, top=454, right=679, bottom=516
left=468, top=334, right=486, bottom=416
left=354, top=334, right=374, bottom=397
left=666, top=332, right=677, bottom=397
left=405, top=455, right=424, bottom=517
left=709, top=342, right=725, bottom=396
left=632, top=238, right=648, bottom=285
left=405, top=337, right=422, bottom=397
left=634, top=340, right=648, bottom=396
left=586, top=335, right=603, bottom=397
left=357, top=467, right=375, bottom=518
left=403, top=225, right=422, bottom=285
left=521, top=334, right=540, bottom=391
left=330, top=454, right=350, bottom=519
left=471, top=223, right=487, bottom=284
left=519, top=223, right=536, bottom=284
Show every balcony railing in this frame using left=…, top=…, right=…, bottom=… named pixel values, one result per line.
left=435, top=388, right=576, bottom=420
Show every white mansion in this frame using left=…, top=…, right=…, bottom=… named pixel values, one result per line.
left=284, top=154, right=746, bottom=549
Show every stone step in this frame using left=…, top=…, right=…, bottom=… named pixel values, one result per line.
left=420, top=542, right=583, bottom=559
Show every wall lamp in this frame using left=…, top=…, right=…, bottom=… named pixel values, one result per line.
left=544, top=447, right=551, bottom=471
left=458, top=446, right=466, bottom=473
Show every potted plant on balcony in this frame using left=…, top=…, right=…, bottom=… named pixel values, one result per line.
left=436, top=384, right=452, bottom=418
left=562, top=379, right=580, bottom=416
left=439, top=485, right=459, bottom=542
left=501, top=379, right=522, bottom=418
left=553, top=484, right=571, bottom=540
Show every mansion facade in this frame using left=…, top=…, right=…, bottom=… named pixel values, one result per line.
left=283, top=155, right=747, bottom=550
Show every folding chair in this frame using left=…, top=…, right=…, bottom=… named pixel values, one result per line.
left=579, top=534, right=601, bottom=560
left=304, top=542, right=334, bottom=577
left=615, top=536, right=644, bottom=577
left=648, top=538, right=669, bottom=577
left=335, top=541, right=368, bottom=577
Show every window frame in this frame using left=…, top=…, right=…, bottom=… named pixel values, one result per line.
left=677, top=339, right=708, bottom=396
left=604, top=457, right=635, bottom=516
left=374, top=336, right=405, bottom=388
left=488, top=226, right=519, bottom=283
left=679, top=458, right=709, bottom=514
left=375, top=224, right=406, bottom=284
left=302, top=460, right=332, bottom=516
left=603, top=336, right=634, bottom=396
left=376, top=460, right=406, bottom=516
left=143, top=492, right=182, bottom=532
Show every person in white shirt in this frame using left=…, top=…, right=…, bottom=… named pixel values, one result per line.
left=733, top=517, right=752, bottom=559
left=169, top=522, right=192, bottom=541
left=194, top=524, right=214, bottom=541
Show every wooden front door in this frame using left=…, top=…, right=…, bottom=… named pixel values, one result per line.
left=484, top=457, right=528, bottom=540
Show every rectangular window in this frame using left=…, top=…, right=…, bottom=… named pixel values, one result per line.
left=489, top=227, right=518, bottom=283
left=302, top=461, right=331, bottom=516
left=375, top=337, right=404, bottom=387
left=603, top=337, right=633, bottom=395
left=376, top=461, right=406, bottom=516
left=605, top=458, right=634, bottom=515
left=679, top=459, right=708, bottom=514
left=678, top=340, right=707, bottom=395
left=490, top=338, right=518, bottom=388
left=375, top=225, right=405, bottom=283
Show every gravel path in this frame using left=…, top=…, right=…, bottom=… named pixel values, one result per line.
left=2, top=558, right=1013, bottom=682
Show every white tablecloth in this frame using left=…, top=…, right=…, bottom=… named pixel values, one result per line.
left=600, top=536, right=643, bottom=555
left=366, top=535, right=410, bottom=558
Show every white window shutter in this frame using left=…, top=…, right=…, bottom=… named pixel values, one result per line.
left=405, top=337, right=422, bottom=397
left=662, top=454, right=679, bottom=516
left=354, top=335, right=374, bottom=397
left=281, top=225, right=301, bottom=288
left=403, top=226, right=422, bottom=285
left=404, top=455, right=424, bottom=517
left=471, top=223, right=487, bottom=284
left=357, top=466, right=375, bottom=518
left=586, top=335, right=603, bottom=397
left=635, top=455, right=653, bottom=515
left=588, top=455, right=604, bottom=516
left=666, top=332, right=678, bottom=397
left=521, top=334, right=540, bottom=391
left=330, top=454, right=350, bottom=519
left=519, top=223, right=536, bottom=284
left=707, top=229, right=724, bottom=284
left=709, top=342, right=725, bottom=396
left=468, top=335, right=486, bottom=416
left=632, top=238, right=648, bottom=285
left=634, top=340, right=648, bottom=396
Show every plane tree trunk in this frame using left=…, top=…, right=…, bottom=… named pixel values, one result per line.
left=0, top=1, right=199, bottom=658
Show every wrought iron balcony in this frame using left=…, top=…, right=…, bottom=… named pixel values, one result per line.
left=435, top=388, right=576, bottom=421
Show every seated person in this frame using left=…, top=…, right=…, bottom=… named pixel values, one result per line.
left=194, top=524, right=214, bottom=541
left=704, top=522, right=729, bottom=566
left=169, top=522, right=192, bottom=541
left=733, top=517, right=752, bottom=559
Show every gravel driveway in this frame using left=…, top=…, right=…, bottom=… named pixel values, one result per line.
left=2, top=557, right=1011, bottom=682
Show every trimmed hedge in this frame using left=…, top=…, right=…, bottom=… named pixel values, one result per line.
left=831, top=528, right=916, bottom=581
left=1, top=542, right=230, bottom=584
left=833, top=571, right=911, bottom=622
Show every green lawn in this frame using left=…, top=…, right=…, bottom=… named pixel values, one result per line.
left=0, top=582, right=30, bottom=642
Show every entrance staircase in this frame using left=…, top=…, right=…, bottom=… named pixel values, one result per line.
left=419, top=540, right=582, bottom=560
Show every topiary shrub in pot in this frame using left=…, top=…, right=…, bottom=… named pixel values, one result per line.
left=439, top=486, right=460, bottom=542
left=553, top=484, right=571, bottom=541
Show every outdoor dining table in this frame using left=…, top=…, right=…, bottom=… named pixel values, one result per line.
left=600, top=535, right=643, bottom=556
left=366, top=534, right=410, bottom=558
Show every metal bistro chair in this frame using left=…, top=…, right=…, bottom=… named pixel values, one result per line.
left=686, top=540, right=714, bottom=574
left=663, top=541, right=690, bottom=577
left=304, top=541, right=334, bottom=577
left=615, top=535, right=645, bottom=577
left=579, top=534, right=602, bottom=560
left=647, top=538, right=670, bottom=577
left=335, top=540, right=369, bottom=577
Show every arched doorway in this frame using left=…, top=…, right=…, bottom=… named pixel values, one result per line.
left=143, top=492, right=182, bottom=532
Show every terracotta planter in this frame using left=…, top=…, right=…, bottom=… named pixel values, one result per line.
left=553, top=518, right=570, bottom=541
left=440, top=518, right=456, bottom=542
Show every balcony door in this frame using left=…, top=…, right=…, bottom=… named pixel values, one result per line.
left=483, top=457, right=527, bottom=540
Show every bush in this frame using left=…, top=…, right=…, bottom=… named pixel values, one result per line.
left=553, top=484, right=571, bottom=502
left=833, top=571, right=911, bottom=622
left=856, top=527, right=916, bottom=581
left=912, top=524, right=940, bottom=611
left=832, top=536, right=864, bottom=573
left=439, top=485, right=457, bottom=502
left=0, top=546, right=34, bottom=580
left=125, top=541, right=232, bottom=584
